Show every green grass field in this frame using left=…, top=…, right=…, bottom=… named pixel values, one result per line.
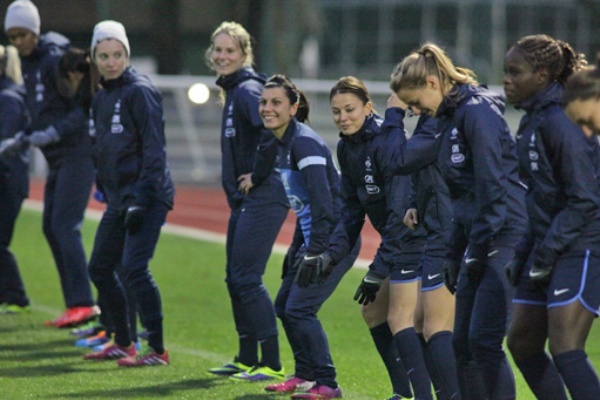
left=2, top=208, right=599, bottom=399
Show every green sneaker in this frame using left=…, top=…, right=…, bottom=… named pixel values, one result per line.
left=230, top=364, right=285, bottom=381
left=2, top=304, right=31, bottom=314
left=208, top=358, right=252, bottom=376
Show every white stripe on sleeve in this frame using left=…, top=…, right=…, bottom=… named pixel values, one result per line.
left=297, top=156, right=327, bottom=170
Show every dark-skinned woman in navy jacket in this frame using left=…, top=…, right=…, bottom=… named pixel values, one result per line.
left=504, top=34, right=600, bottom=400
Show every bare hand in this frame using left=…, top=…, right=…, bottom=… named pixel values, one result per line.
left=387, top=92, right=408, bottom=110
left=403, top=208, right=418, bottom=230
left=237, top=173, right=254, bottom=195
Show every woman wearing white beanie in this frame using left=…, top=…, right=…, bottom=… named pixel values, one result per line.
left=4, top=0, right=98, bottom=329
left=82, top=20, right=174, bottom=367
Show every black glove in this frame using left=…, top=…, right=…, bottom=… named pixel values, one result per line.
left=124, top=205, right=145, bottom=235
left=464, top=247, right=497, bottom=287
left=294, top=252, right=333, bottom=288
left=528, top=260, right=553, bottom=286
left=443, top=259, right=461, bottom=295
left=504, top=256, right=527, bottom=287
left=353, top=270, right=383, bottom=305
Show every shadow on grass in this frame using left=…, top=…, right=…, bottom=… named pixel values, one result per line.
left=234, top=395, right=282, bottom=399
left=0, top=338, right=84, bottom=362
left=47, top=377, right=221, bottom=398
left=0, top=362, right=106, bottom=377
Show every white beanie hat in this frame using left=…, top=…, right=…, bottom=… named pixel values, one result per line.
left=4, top=0, right=40, bottom=35
left=90, top=20, right=130, bottom=62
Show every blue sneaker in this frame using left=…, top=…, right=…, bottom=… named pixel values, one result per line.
left=75, top=331, right=109, bottom=348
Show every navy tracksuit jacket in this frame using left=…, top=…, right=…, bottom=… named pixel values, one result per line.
left=0, top=77, right=30, bottom=307
left=514, top=83, right=600, bottom=264
left=334, top=111, right=425, bottom=278
left=436, top=84, right=527, bottom=258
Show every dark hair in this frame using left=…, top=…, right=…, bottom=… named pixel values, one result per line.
left=264, top=74, right=310, bottom=123
left=512, top=34, right=586, bottom=86
left=57, top=47, right=100, bottom=112
left=564, top=52, right=600, bottom=104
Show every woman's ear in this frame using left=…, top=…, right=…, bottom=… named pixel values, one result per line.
left=364, top=101, right=373, bottom=115
left=290, top=101, right=300, bottom=117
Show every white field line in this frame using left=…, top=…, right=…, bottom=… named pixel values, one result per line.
left=23, top=199, right=370, bottom=267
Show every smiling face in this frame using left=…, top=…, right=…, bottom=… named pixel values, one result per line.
left=503, top=47, right=547, bottom=105
left=565, top=98, right=600, bottom=138
left=259, top=86, right=298, bottom=139
left=94, top=39, right=128, bottom=81
left=211, top=33, right=246, bottom=77
left=330, top=92, right=372, bottom=136
left=6, top=27, right=38, bottom=57
left=396, top=76, right=444, bottom=117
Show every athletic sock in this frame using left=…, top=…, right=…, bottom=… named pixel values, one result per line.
left=238, top=335, right=258, bottom=366
left=427, top=331, right=460, bottom=400
left=371, top=323, right=413, bottom=398
left=259, top=334, right=281, bottom=370
left=554, top=349, right=600, bottom=400
left=515, top=352, right=567, bottom=400
left=417, top=332, right=441, bottom=397
left=145, top=318, right=164, bottom=354
left=394, top=327, right=433, bottom=400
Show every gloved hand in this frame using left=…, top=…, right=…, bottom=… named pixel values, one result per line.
left=528, top=259, right=553, bottom=286
left=465, top=247, right=498, bottom=287
left=504, top=256, right=527, bottom=287
left=353, top=270, right=383, bottom=305
left=443, top=258, right=461, bottom=295
left=124, top=205, right=145, bottom=235
left=28, top=126, right=60, bottom=147
left=294, top=252, right=333, bottom=288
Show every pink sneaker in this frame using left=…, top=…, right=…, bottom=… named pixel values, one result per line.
left=83, top=342, right=136, bottom=360
left=265, top=376, right=315, bottom=393
left=118, top=348, right=169, bottom=367
left=291, top=384, right=343, bottom=399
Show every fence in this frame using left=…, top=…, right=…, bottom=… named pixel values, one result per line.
left=31, top=75, right=523, bottom=186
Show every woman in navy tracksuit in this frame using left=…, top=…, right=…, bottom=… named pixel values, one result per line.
left=0, top=44, right=30, bottom=314
left=385, top=107, right=462, bottom=400
left=391, top=43, right=528, bottom=399
left=260, top=74, right=359, bottom=400
left=504, top=34, right=600, bottom=400
left=329, top=76, right=430, bottom=400
left=206, top=22, right=289, bottom=380
left=83, top=20, right=174, bottom=367
left=5, top=0, right=96, bottom=327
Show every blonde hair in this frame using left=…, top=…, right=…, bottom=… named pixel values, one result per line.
left=205, top=21, right=254, bottom=72
left=390, top=43, right=477, bottom=94
left=0, top=45, right=22, bottom=84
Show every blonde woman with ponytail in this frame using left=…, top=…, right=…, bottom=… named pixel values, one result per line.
left=0, top=44, right=31, bottom=315
left=391, top=43, right=528, bottom=399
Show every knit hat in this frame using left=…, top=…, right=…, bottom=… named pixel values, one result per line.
left=90, top=20, right=130, bottom=62
left=4, top=0, right=40, bottom=35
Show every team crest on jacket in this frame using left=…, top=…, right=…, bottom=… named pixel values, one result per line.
left=529, top=131, right=539, bottom=171
left=111, top=99, right=124, bottom=134
left=450, top=128, right=465, bottom=164
left=225, top=102, right=236, bottom=137
left=35, top=70, right=44, bottom=102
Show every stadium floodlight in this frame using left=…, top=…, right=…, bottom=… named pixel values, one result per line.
left=188, top=83, right=210, bottom=104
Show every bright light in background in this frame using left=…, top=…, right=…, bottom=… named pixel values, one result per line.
left=188, top=83, right=210, bottom=104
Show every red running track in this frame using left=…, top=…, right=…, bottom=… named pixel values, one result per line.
left=28, top=180, right=380, bottom=263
